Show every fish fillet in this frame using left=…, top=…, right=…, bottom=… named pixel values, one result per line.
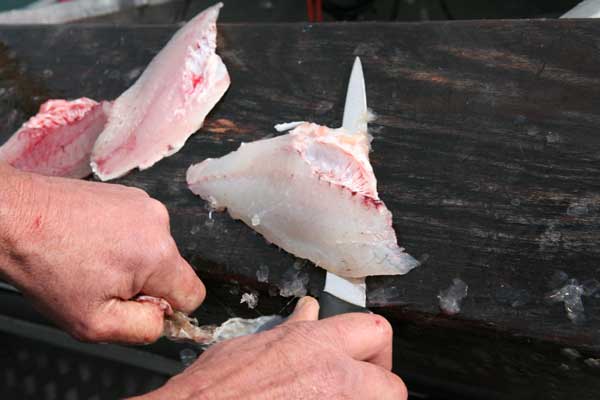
left=91, top=2, right=230, bottom=181
left=0, top=98, right=108, bottom=178
left=187, top=123, right=419, bottom=278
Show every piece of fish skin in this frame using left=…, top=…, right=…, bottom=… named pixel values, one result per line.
left=91, top=2, right=230, bottom=181
left=187, top=122, right=419, bottom=278
left=0, top=98, right=108, bottom=178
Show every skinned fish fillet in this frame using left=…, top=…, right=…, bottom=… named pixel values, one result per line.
left=0, top=98, right=108, bottom=178
left=187, top=123, right=419, bottom=278
left=91, top=2, right=230, bottom=181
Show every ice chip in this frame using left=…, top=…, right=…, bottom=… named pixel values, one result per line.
left=240, top=292, right=259, bottom=309
left=438, top=278, right=468, bottom=315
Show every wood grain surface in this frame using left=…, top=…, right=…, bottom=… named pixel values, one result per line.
left=0, top=20, right=599, bottom=399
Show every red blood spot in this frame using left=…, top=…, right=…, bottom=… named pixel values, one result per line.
left=32, top=216, right=41, bottom=229
left=191, top=75, right=203, bottom=89
left=375, top=319, right=381, bottom=326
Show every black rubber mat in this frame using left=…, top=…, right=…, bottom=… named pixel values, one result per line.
left=0, top=332, right=168, bottom=399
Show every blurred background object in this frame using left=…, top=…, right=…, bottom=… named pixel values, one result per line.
left=0, top=0, right=589, bottom=24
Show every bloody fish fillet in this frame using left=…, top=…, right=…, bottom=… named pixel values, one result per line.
left=91, top=3, right=230, bottom=181
left=186, top=122, right=419, bottom=278
left=0, top=98, right=108, bottom=178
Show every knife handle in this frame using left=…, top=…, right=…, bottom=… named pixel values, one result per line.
left=318, top=291, right=369, bottom=319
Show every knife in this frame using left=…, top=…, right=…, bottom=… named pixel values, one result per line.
left=318, top=57, right=369, bottom=318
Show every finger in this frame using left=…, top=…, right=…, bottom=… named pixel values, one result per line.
left=314, top=313, right=393, bottom=370
left=91, top=299, right=165, bottom=344
left=285, top=296, right=319, bottom=324
left=351, top=361, right=408, bottom=400
left=143, top=256, right=206, bottom=314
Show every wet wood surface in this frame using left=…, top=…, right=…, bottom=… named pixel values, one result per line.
left=0, top=20, right=599, bottom=399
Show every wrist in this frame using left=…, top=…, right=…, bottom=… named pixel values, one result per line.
left=0, top=162, right=38, bottom=284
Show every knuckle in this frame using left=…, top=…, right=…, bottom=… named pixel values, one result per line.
left=321, top=357, right=354, bottom=389
left=127, top=185, right=149, bottom=198
left=379, top=371, right=408, bottom=399
left=370, top=314, right=394, bottom=340
left=147, top=199, right=170, bottom=223
left=154, top=236, right=178, bottom=262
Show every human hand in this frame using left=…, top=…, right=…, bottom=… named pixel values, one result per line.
left=134, top=297, right=407, bottom=400
left=0, top=165, right=205, bottom=344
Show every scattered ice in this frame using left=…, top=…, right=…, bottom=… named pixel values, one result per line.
left=527, top=126, right=539, bottom=136
left=546, top=132, right=561, bottom=144
left=126, top=67, right=143, bottom=82
left=42, top=69, right=53, bottom=78
left=190, top=225, right=201, bottom=235
left=179, top=348, right=197, bottom=367
left=561, top=348, right=581, bottom=360
left=279, top=268, right=310, bottom=298
left=438, top=278, right=468, bottom=315
left=240, top=292, right=259, bottom=309
left=251, top=214, right=261, bottom=226
left=228, top=282, right=240, bottom=295
left=584, top=358, right=600, bottom=368
left=256, top=265, right=269, bottom=283
left=292, top=260, right=305, bottom=270
left=365, top=108, right=377, bottom=124
left=539, top=223, right=561, bottom=251
left=546, top=279, right=586, bottom=324
left=368, top=286, right=401, bottom=306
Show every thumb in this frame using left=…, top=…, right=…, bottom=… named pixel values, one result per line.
left=285, top=296, right=320, bottom=324
left=92, top=299, right=165, bottom=344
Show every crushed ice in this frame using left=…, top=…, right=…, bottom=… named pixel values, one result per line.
left=240, top=291, right=259, bottom=309
left=546, top=279, right=586, bottom=324
left=278, top=267, right=310, bottom=298
left=438, top=278, right=468, bottom=315
left=179, top=348, right=197, bottom=367
left=251, top=214, right=261, bottom=226
left=256, top=265, right=269, bottom=283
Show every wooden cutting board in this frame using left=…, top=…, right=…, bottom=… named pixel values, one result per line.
left=0, top=20, right=599, bottom=399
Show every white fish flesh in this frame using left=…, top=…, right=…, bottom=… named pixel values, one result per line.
left=0, top=98, right=108, bottom=178
left=186, top=122, right=419, bottom=278
left=91, top=2, right=230, bottom=181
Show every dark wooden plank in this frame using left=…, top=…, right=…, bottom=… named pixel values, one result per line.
left=0, top=20, right=599, bottom=399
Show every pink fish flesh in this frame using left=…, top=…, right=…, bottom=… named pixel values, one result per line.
left=91, top=3, right=230, bottom=181
left=0, top=98, right=108, bottom=178
left=186, top=123, right=419, bottom=278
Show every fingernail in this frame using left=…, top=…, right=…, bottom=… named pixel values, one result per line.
left=295, top=296, right=315, bottom=311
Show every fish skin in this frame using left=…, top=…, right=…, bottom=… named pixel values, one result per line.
left=187, top=122, right=419, bottom=278
left=91, top=2, right=230, bottom=181
left=0, top=98, right=109, bottom=178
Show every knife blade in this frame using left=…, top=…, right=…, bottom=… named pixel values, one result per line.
left=319, top=57, right=369, bottom=318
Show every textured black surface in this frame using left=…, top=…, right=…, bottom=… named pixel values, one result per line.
left=0, top=331, right=167, bottom=400
left=0, top=20, right=599, bottom=399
